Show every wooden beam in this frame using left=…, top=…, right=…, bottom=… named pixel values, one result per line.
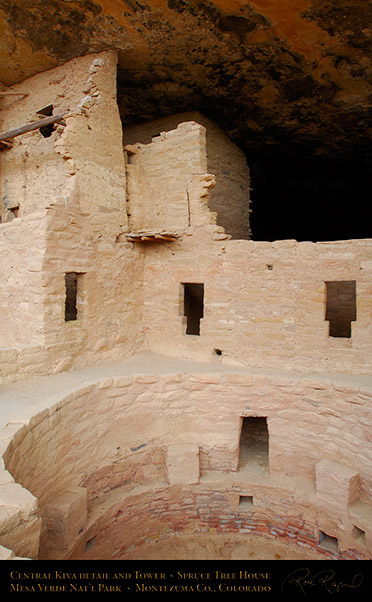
left=155, top=234, right=177, bottom=241
left=0, top=112, right=68, bottom=142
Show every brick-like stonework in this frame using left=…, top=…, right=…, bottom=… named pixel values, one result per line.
left=124, top=111, right=252, bottom=240
left=0, top=50, right=371, bottom=561
left=0, top=365, right=371, bottom=560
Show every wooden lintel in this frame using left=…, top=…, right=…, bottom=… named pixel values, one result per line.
left=126, top=232, right=178, bottom=243
left=155, top=234, right=177, bottom=241
left=0, top=112, right=68, bottom=142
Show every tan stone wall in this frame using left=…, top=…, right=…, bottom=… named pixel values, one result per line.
left=0, top=52, right=371, bottom=563
left=1, top=51, right=126, bottom=229
left=1, top=369, right=371, bottom=559
left=125, top=121, right=207, bottom=232
left=141, top=234, right=372, bottom=375
left=0, top=51, right=144, bottom=382
left=124, top=112, right=251, bottom=239
left=2, top=53, right=371, bottom=385
left=40, top=202, right=143, bottom=369
left=0, top=211, right=48, bottom=346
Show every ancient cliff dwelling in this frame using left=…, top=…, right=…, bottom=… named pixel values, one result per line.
left=0, top=0, right=371, bottom=563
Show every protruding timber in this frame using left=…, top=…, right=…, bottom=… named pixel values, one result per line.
left=0, top=112, right=68, bottom=142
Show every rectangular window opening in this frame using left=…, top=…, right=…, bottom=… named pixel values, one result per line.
left=125, top=149, right=137, bottom=165
left=183, top=283, right=204, bottom=335
left=239, top=417, right=269, bottom=473
left=65, top=272, right=82, bottom=322
left=239, top=495, right=254, bottom=510
left=318, top=531, right=339, bottom=554
left=325, top=280, right=356, bottom=338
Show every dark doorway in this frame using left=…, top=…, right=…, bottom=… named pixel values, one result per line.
left=239, top=416, right=269, bottom=472
left=183, top=283, right=204, bottom=335
left=325, top=280, right=356, bottom=338
left=65, top=272, right=80, bottom=322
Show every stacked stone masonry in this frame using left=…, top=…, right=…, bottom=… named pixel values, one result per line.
left=1, top=370, right=372, bottom=560
left=0, top=51, right=371, bottom=561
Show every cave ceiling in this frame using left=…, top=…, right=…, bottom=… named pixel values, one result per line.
left=1, top=0, right=372, bottom=165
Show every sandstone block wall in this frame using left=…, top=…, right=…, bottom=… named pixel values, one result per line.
left=125, top=121, right=207, bottom=232
left=124, top=111, right=251, bottom=240
left=0, top=211, right=48, bottom=347
left=0, top=51, right=126, bottom=230
left=0, top=51, right=371, bottom=562
left=0, top=51, right=144, bottom=383
left=1, top=51, right=371, bottom=384
left=142, top=235, right=372, bottom=375
left=1, top=368, right=371, bottom=560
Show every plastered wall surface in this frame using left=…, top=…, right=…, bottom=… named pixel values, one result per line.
left=0, top=51, right=371, bottom=562
left=0, top=211, right=48, bottom=347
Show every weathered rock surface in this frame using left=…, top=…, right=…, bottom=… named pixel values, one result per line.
left=1, top=0, right=371, bottom=164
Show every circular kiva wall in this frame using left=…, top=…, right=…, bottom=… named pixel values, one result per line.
left=2, top=371, right=372, bottom=560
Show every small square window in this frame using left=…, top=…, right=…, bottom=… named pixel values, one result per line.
left=239, top=495, right=254, bottom=510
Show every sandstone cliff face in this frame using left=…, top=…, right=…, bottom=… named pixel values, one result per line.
left=1, top=0, right=371, bottom=164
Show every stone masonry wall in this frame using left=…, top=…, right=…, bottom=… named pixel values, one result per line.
left=78, top=485, right=366, bottom=561
left=125, top=121, right=207, bottom=232
left=0, top=211, right=48, bottom=347
left=0, top=50, right=127, bottom=230
left=1, top=55, right=371, bottom=384
left=0, top=51, right=145, bottom=382
left=1, top=370, right=372, bottom=559
left=141, top=232, right=372, bottom=376
left=124, top=112, right=251, bottom=240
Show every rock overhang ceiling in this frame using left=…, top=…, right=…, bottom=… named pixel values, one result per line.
left=1, top=0, right=372, bottom=165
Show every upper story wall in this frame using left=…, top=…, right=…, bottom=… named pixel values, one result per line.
left=125, top=121, right=207, bottom=232
left=0, top=52, right=143, bottom=377
left=0, top=50, right=127, bottom=236
left=124, top=112, right=251, bottom=240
